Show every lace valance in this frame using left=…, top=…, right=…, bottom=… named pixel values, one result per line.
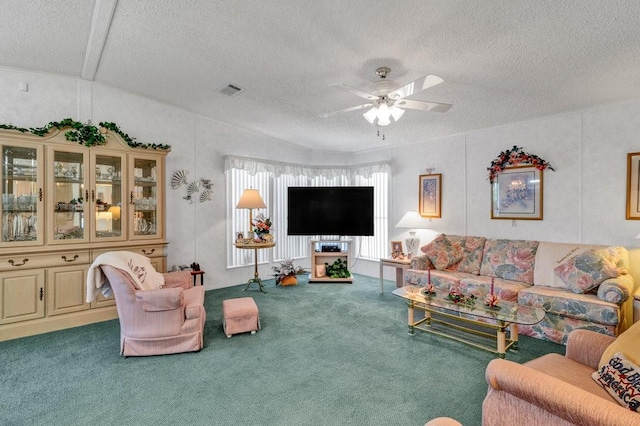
left=223, top=155, right=391, bottom=179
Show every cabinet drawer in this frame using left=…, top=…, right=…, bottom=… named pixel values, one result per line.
left=92, top=244, right=165, bottom=259
left=0, top=250, right=89, bottom=272
left=128, top=244, right=165, bottom=258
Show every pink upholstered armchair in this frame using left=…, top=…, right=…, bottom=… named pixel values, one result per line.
left=101, top=266, right=206, bottom=356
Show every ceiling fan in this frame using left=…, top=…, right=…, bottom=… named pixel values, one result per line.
left=322, top=67, right=452, bottom=126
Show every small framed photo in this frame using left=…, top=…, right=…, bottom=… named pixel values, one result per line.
left=491, top=165, right=543, bottom=220
left=316, top=264, right=326, bottom=278
left=391, top=240, right=403, bottom=257
left=419, top=174, right=442, bottom=218
left=627, top=152, right=640, bottom=219
left=236, top=232, right=244, bottom=243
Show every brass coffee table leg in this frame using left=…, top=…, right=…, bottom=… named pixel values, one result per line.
left=497, top=320, right=508, bottom=358
left=407, top=300, right=415, bottom=335
left=510, top=322, right=519, bottom=351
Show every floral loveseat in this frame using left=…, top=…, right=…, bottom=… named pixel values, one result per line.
left=405, top=235, right=634, bottom=344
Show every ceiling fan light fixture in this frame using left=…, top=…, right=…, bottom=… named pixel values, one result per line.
left=377, top=102, right=391, bottom=120
left=363, top=107, right=378, bottom=124
left=377, top=115, right=391, bottom=126
left=389, top=105, right=405, bottom=121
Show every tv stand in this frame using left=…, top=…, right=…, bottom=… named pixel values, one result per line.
left=309, top=239, right=353, bottom=283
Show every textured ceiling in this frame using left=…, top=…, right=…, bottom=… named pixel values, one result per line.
left=2, top=0, right=640, bottom=152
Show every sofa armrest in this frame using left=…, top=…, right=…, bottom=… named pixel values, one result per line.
left=485, top=359, right=638, bottom=425
left=162, top=271, right=192, bottom=290
left=597, top=274, right=633, bottom=304
left=410, top=255, right=433, bottom=270
left=135, top=287, right=184, bottom=312
left=565, top=329, right=615, bottom=368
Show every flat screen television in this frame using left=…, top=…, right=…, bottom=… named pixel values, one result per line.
left=287, top=186, right=374, bottom=236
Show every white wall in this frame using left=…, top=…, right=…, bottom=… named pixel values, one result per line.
left=0, top=67, right=340, bottom=289
left=387, top=102, right=640, bottom=286
left=2, top=67, right=640, bottom=289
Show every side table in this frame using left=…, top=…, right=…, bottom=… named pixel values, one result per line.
left=379, top=257, right=412, bottom=294
left=234, top=241, right=276, bottom=293
left=190, top=270, right=205, bottom=286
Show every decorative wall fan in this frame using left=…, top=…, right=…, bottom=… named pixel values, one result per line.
left=321, top=67, right=452, bottom=126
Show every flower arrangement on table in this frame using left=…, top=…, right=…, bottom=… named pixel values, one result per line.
left=421, top=283, right=436, bottom=298
left=485, top=277, right=500, bottom=310
left=447, top=288, right=476, bottom=306
left=271, top=258, right=307, bottom=286
left=252, top=213, right=272, bottom=242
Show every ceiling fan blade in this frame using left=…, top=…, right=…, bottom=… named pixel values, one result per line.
left=329, top=83, right=377, bottom=100
left=388, top=75, right=444, bottom=100
left=320, top=103, right=373, bottom=118
left=394, top=99, right=452, bottom=112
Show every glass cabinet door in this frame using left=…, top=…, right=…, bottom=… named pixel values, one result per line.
left=51, top=149, right=87, bottom=243
left=92, top=154, right=125, bottom=240
left=1, top=143, right=43, bottom=246
left=130, top=157, right=159, bottom=238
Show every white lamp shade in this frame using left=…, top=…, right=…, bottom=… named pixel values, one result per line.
left=363, top=107, right=378, bottom=124
left=377, top=116, right=391, bottom=126
left=389, top=105, right=405, bottom=121
left=377, top=102, right=390, bottom=119
left=236, top=189, right=266, bottom=209
left=395, top=211, right=429, bottom=229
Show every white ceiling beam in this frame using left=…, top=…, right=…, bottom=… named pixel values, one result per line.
left=81, top=0, right=118, bottom=80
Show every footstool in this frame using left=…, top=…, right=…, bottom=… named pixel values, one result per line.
left=222, top=297, right=260, bottom=338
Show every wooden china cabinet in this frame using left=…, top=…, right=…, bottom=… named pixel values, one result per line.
left=0, top=126, right=169, bottom=341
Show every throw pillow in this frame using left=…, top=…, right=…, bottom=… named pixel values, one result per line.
left=592, top=352, right=640, bottom=411
left=421, top=234, right=463, bottom=270
left=554, top=247, right=627, bottom=294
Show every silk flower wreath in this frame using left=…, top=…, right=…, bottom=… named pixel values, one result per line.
left=487, top=145, right=554, bottom=183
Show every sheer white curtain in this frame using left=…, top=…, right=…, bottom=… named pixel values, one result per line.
left=225, top=156, right=390, bottom=268
left=226, top=168, right=270, bottom=267
left=272, top=173, right=308, bottom=262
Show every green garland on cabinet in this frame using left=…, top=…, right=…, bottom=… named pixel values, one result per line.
left=0, top=118, right=170, bottom=150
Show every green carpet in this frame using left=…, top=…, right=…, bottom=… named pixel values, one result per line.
left=0, top=274, right=564, bottom=426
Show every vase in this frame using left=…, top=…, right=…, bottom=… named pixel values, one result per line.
left=281, top=275, right=297, bottom=286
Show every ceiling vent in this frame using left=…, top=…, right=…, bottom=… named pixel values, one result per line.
left=218, top=83, right=243, bottom=96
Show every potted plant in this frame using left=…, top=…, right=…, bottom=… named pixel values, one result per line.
left=272, top=258, right=307, bottom=286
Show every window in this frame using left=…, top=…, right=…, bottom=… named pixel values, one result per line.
left=224, top=156, right=390, bottom=268
left=354, top=172, right=389, bottom=261
left=226, top=168, right=270, bottom=267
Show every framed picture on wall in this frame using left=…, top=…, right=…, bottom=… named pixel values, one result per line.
left=419, top=173, right=442, bottom=218
left=627, top=152, right=640, bottom=219
left=491, top=165, right=543, bottom=220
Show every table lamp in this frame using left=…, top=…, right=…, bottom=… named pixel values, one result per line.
left=395, top=211, right=429, bottom=257
left=236, top=189, right=266, bottom=237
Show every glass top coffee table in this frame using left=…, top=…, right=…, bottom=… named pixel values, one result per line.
left=392, top=286, right=546, bottom=358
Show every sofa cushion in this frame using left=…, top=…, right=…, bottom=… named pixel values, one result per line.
left=480, top=239, right=538, bottom=284
left=457, top=276, right=529, bottom=304
left=554, top=247, right=628, bottom=294
left=421, top=234, right=463, bottom=270
left=445, top=235, right=487, bottom=275
left=405, top=269, right=472, bottom=296
left=526, top=353, right=615, bottom=403
left=518, top=286, right=620, bottom=326
left=592, top=352, right=640, bottom=411
left=599, top=320, right=640, bottom=369
left=520, top=315, right=617, bottom=345
left=533, top=242, right=603, bottom=288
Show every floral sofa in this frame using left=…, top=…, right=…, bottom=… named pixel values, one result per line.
left=405, top=234, right=634, bottom=344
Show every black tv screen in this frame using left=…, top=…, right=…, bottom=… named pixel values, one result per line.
left=287, top=186, right=374, bottom=236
